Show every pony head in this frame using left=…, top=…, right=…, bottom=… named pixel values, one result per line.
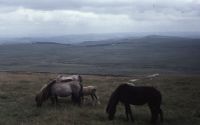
left=35, top=92, right=43, bottom=107
left=35, top=80, right=56, bottom=107
left=106, top=88, right=120, bottom=120
left=35, top=83, right=48, bottom=107
left=106, top=104, right=116, bottom=120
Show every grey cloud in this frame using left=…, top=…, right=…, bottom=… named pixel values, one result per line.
left=0, top=0, right=200, bottom=18
left=0, top=0, right=199, bottom=37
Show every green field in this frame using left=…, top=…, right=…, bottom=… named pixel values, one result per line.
left=0, top=72, right=200, bottom=125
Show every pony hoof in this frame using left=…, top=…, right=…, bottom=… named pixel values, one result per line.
left=124, top=119, right=129, bottom=122
left=150, top=121, right=157, bottom=125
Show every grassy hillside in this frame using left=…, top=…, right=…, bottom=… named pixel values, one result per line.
left=0, top=36, right=200, bottom=75
left=0, top=72, right=200, bottom=125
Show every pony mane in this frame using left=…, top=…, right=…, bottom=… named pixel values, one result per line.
left=36, top=80, right=56, bottom=103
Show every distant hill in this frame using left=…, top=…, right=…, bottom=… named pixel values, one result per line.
left=0, top=33, right=136, bottom=45
left=1, top=32, right=200, bottom=45
left=0, top=35, right=200, bottom=75
left=80, top=35, right=192, bottom=46
left=32, top=42, right=71, bottom=46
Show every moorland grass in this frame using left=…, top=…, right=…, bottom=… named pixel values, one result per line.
left=0, top=72, right=200, bottom=125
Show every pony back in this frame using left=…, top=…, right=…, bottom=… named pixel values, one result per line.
left=56, top=75, right=82, bottom=83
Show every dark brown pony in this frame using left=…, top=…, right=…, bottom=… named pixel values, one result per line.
left=106, top=84, right=163, bottom=124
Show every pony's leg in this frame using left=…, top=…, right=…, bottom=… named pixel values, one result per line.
left=55, top=96, right=58, bottom=104
left=149, top=104, right=159, bottom=124
left=127, top=104, right=134, bottom=122
left=124, top=104, right=129, bottom=121
left=72, top=94, right=82, bottom=106
left=71, top=94, right=76, bottom=104
left=159, top=108, right=164, bottom=123
left=50, top=96, right=55, bottom=105
left=51, top=96, right=58, bottom=105
left=93, top=93, right=98, bottom=100
left=90, top=94, right=95, bottom=105
left=93, top=93, right=100, bottom=105
left=124, top=104, right=134, bottom=122
left=82, top=95, right=84, bottom=104
left=77, top=96, right=82, bottom=106
left=81, top=96, right=85, bottom=104
left=90, top=94, right=95, bottom=101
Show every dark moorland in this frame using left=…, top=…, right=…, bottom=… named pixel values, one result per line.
left=0, top=35, right=200, bottom=75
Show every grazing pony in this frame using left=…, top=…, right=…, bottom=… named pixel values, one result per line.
left=106, top=84, right=163, bottom=124
left=35, top=79, right=82, bottom=107
left=82, top=86, right=100, bottom=105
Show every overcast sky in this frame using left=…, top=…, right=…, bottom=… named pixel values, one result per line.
left=0, top=0, right=200, bottom=37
